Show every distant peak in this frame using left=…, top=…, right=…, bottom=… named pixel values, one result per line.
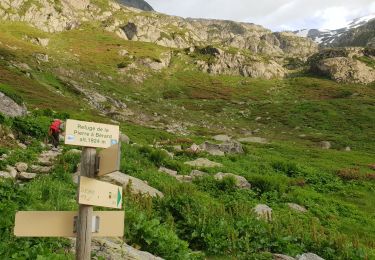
left=116, top=0, right=154, bottom=11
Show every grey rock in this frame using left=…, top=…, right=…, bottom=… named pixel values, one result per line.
left=101, top=171, right=164, bottom=198
left=0, top=92, right=27, bottom=117
left=15, top=162, right=28, bottom=172
left=184, top=158, right=223, bottom=168
left=17, top=142, right=27, bottom=149
left=213, top=134, right=231, bottom=142
left=320, top=141, right=331, bottom=150
left=238, top=137, right=268, bottom=144
left=6, top=165, right=17, bottom=178
left=117, top=0, right=154, bottom=11
left=296, top=253, right=325, bottom=260
left=30, top=165, right=52, bottom=174
left=253, top=204, right=272, bottom=222
left=214, top=172, right=251, bottom=189
left=273, top=254, right=296, bottom=260
left=287, top=203, right=307, bottom=213
left=70, top=237, right=163, bottom=260
left=18, top=172, right=37, bottom=180
left=158, top=166, right=177, bottom=177
left=120, top=133, right=130, bottom=144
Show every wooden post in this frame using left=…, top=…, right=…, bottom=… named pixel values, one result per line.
left=76, top=147, right=96, bottom=260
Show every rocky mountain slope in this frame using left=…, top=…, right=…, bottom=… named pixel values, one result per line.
left=295, top=14, right=375, bottom=47
left=117, top=0, right=153, bottom=11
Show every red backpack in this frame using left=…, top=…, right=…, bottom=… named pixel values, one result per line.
left=49, top=120, right=61, bottom=133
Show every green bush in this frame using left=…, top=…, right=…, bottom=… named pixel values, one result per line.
left=0, top=113, right=5, bottom=124
left=0, top=83, right=23, bottom=105
left=12, top=116, right=51, bottom=140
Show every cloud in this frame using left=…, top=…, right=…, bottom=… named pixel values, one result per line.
left=146, top=0, right=375, bottom=30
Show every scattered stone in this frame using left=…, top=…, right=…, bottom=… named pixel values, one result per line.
left=158, top=167, right=177, bottom=177
left=287, top=203, right=307, bottom=213
left=253, top=204, right=272, bottom=222
left=0, top=171, right=12, bottom=179
left=173, top=145, right=182, bottom=151
left=213, top=134, right=231, bottom=142
left=18, top=172, right=37, bottom=180
left=17, top=142, right=27, bottom=149
left=6, top=165, right=18, bottom=178
left=7, top=133, right=15, bottom=139
left=15, top=162, right=28, bottom=172
left=34, top=53, right=49, bottom=62
left=101, top=171, right=164, bottom=198
left=345, top=146, right=351, bottom=152
left=273, top=254, right=296, bottom=260
left=296, top=253, right=325, bottom=260
left=120, top=133, right=130, bottom=144
left=200, top=142, right=225, bottom=156
left=238, top=137, right=268, bottom=144
left=118, top=49, right=129, bottom=56
left=30, top=165, right=52, bottom=174
left=219, top=141, right=244, bottom=154
left=320, top=141, right=331, bottom=150
left=38, top=157, right=54, bottom=166
left=187, top=143, right=201, bottom=153
left=184, top=158, right=223, bottom=168
left=214, top=172, right=251, bottom=189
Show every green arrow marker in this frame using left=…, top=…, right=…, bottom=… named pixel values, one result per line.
left=117, top=188, right=122, bottom=207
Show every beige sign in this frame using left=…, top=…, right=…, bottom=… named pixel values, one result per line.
left=65, top=119, right=119, bottom=148
left=97, top=143, right=121, bottom=176
left=78, top=176, right=123, bottom=209
left=14, top=211, right=124, bottom=237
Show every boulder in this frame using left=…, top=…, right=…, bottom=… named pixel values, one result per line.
left=15, top=162, right=28, bottom=172
left=253, top=204, right=272, bottom=222
left=214, top=172, right=251, bottom=189
left=158, top=167, right=177, bottom=177
left=6, top=165, right=18, bottom=178
left=238, top=137, right=268, bottom=144
left=219, top=141, right=244, bottom=154
left=273, top=254, right=296, bottom=260
left=320, top=141, right=331, bottom=150
left=18, top=172, right=37, bottom=180
left=0, top=92, right=27, bottom=117
left=296, top=253, right=325, bottom=260
left=199, top=142, right=225, bottom=156
left=213, top=134, right=231, bottom=142
left=30, top=165, right=52, bottom=174
left=187, top=143, right=201, bottom=153
left=120, top=133, right=130, bottom=144
left=118, top=49, right=129, bottom=56
left=184, top=158, right=223, bottom=168
left=287, top=203, right=307, bottom=213
left=70, top=237, right=163, bottom=260
left=101, top=171, right=164, bottom=198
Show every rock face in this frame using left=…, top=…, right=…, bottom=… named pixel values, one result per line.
left=0, top=92, right=27, bottom=117
left=0, top=0, right=318, bottom=80
left=309, top=48, right=375, bottom=84
left=101, top=171, right=164, bottom=198
left=214, top=172, right=251, bottom=189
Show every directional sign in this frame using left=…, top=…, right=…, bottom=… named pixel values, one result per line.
left=78, top=176, right=123, bottom=209
left=97, top=143, right=121, bottom=176
left=14, top=211, right=124, bottom=237
left=65, top=119, right=119, bottom=148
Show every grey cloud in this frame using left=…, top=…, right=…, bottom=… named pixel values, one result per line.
left=146, top=0, right=375, bottom=30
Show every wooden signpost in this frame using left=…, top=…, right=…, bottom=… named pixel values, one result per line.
left=14, top=211, right=124, bottom=237
left=78, top=176, right=123, bottom=209
left=14, top=119, right=124, bottom=260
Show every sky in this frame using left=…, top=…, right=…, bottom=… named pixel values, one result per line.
left=146, top=0, right=375, bottom=31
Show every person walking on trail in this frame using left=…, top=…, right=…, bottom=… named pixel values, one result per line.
left=49, top=119, right=64, bottom=150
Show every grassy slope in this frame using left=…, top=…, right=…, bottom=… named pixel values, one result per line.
left=0, top=20, right=374, bottom=259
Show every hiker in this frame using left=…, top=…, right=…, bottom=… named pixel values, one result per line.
left=49, top=119, right=64, bottom=150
